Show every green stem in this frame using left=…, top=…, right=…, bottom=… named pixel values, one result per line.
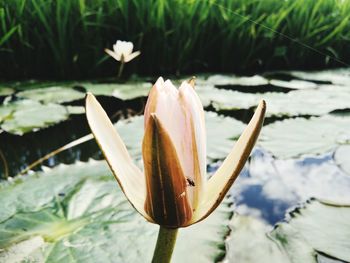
left=117, top=60, right=125, bottom=79
left=152, top=226, right=178, bottom=263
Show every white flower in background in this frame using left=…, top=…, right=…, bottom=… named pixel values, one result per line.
left=105, top=40, right=141, bottom=63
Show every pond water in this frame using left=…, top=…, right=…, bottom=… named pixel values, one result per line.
left=1, top=69, right=350, bottom=262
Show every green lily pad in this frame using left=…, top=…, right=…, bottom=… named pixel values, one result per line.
left=271, top=200, right=350, bottom=263
left=116, top=112, right=245, bottom=161
left=334, top=145, right=350, bottom=175
left=225, top=200, right=350, bottom=263
left=65, top=106, right=85, bottom=115
left=197, top=74, right=269, bottom=86
left=198, top=85, right=350, bottom=117
left=82, top=83, right=151, bottom=100
left=0, top=88, right=15, bottom=97
left=0, top=100, right=69, bottom=135
left=259, top=115, right=350, bottom=158
left=225, top=214, right=287, bottom=263
left=0, top=160, right=232, bottom=263
left=0, top=106, right=13, bottom=123
left=289, top=68, right=350, bottom=86
left=269, top=79, right=317, bottom=90
left=17, top=87, right=85, bottom=104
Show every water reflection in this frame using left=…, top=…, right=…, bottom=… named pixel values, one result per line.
left=225, top=148, right=350, bottom=225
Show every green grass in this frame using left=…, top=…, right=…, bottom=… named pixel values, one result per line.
left=0, top=0, right=350, bottom=80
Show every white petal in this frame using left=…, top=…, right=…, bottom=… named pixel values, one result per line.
left=124, top=51, right=141, bottom=63
left=85, top=93, right=151, bottom=221
left=123, top=42, right=134, bottom=56
left=105, top=48, right=121, bottom=61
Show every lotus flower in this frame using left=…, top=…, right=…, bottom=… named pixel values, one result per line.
left=105, top=40, right=140, bottom=63
left=85, top=78, right=266, bottom=228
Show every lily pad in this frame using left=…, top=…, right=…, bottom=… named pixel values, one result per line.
left=116, top=112, right=246, bottom=161
left=82, top=83, right=151, bottom=100
left=17, top=87, right=85, bottom=104
left=269, top=79, right=317, bottom=90
left=197, top=74, right=269, bottom=86
left=0, top=106, right=13, bottom=123
left=271, top=200, right=350, bottom=263
left=289, top=68, right=350, bottom=86
left=198, top=84, right=350, bottom=117
left=334, top=144, right=350, bottom=175
left=0, top=100, right=69, bottom=135
left=258, top=115, right=350, bottom=158
left=0, top=160, right=232, bottom=263
left=0, top=88, right=15, bottom=97
left=225, top=214, right=286, bottom=263
left=225, top=200, right=350, bottom=263
left=65, top=106, right=85, bottom=115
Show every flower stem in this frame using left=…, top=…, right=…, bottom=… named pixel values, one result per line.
left=117, top=61, right=125, bottom=79
left=152, top=226, right=178, bottom=263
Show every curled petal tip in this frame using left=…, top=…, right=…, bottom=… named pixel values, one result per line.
left=188, top=76, right=196, bottom=88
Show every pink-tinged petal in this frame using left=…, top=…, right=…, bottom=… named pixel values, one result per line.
left=144, top=77, right=164, bottom=128
left=105, top=48, right=121, bottom=61
left=143, top=114, right=193, bottom=227
left=144, top=79, right=205, bottom=211
left=85, top=93, right=152, bottom=222
left=124, top=51, right=141, bottom=63
left=190, top=100, right=266, bottom=225
left=178, top=81, right=207, bottom=209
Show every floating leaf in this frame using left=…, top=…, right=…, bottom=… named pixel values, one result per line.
left=82, top=83, right=151, bottom=100
left=0, top=88, right=15, bottom=97
left=334, top=144, right=350, bottom=175
left=65, top=105, right=85, bottom=115
left=225, top=214, right=286, bottom=263
left=271, top=200, right=350, bottom=263
left=198, top=85, right=350, bottom=117
left=17, top=87, right=85, bottom=104
left=258, top=115, right=350, bottom=158
left=269, top=79, right=317, bottom=90
left=0, top=106, right=13, bottom=123
left=0, top=100, right=68, bottom=135
left=0, top=160, right=231, bottom=263
left=289, top=68, right=350, bottom=86
left=197, top=75, right=269, bottom=86
left=225, top=200, right=350, bottom=263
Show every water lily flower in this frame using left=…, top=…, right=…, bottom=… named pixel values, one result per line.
left=85, top=78, right=266, bottom=228
left=105, top=40, right=141, bottom=63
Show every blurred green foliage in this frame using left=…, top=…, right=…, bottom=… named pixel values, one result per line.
left=0, top=0, right=350, bottom=79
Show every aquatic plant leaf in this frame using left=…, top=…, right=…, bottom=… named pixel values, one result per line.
left=289, top=68, right=350, bottom=86
left=271, top=200, right=350, bottom=262
left=0, top=88, right=15, bottom=96
left=197, top=84, right=350, bottom=117
left=334, top=145, right=350, bottom=175
left=196, top=74, right=269, bottom=86
left=0, top=100, right=69, bottom=135
left=259, top=115, right=350, bottom=158
left=225, top=200, right=350, bottom=263
left=0, top=160, right=231, bottom=263
left=225, top=214, right=291, bottom=263
left=82, top=82, right=151, bottom=100
left=0, top=106, right=13, bottom=123
left=17, top=87, right=85, bottom=104
left=65, top=106, right=85, bottom=115
left=269, top=79, right=317, bottom=90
